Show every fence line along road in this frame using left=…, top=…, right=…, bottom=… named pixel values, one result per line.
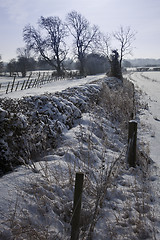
left=0, top=71, right=81, bottom=96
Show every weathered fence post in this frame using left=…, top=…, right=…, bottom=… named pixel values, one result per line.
left=127, top=120, right=137, bottom=167
left=11, top=75, right=16, bottom=92
left=24, top=73, right=32, bottom=89
left=28, top=79, right=33, bottom=88
left=15, top=81, right=19, bottom=91
left=21, top=80, right=26, bottom=90
left=6, top=82, right=10, bottom=94
left=36, top=72, right=41, bottom=86
left=32, top=78, right=37, bottom=88
left=71, top=172, right=84, bottom=240
left=40, top=72, right=45, bottom=85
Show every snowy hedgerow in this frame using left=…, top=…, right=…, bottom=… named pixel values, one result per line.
left=0, top=77, right=134, bottom=175
left=0, top=82, right=102, bottom=175
left=0, top=107, right=28, bottom=175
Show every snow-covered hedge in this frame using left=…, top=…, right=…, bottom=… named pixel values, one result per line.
left=0, top=83, right=101, bottom=175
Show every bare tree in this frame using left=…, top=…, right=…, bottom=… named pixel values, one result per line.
left=17, top=47, right=30, bottom=59
left=23, top=16, right=68, bottom=76
left=16, top=47, right=36, bottom=77
left=16, top=47, right=29, bottom=77
left=66, top=11, right=100, bottom=76
left=97, top=33, right=111, bottom=59
left=113, top=26, right=136, bottom=68
left=7, top=59, right=17, bottom=77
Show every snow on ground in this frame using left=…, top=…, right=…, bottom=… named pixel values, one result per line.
left=126, top=71, right=160, bottom=161
left=126, top=70, right=160, bottom=239
left=0, top=74, right=106, bottom=99
left=0, top=72, right=159, bottom=239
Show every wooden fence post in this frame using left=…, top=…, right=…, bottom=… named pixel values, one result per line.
left=21, top=80, right=26, bottom=90
left=127, top=120, right=137, bottom=167
left=6, top=82, right=10, bottom=94
left=11, top=75, right=16, bottom=92
left=28, top=79, right=33, bottom=88
left=71, top=172, right=84, bottom=240
left=24, top=73, right=32, bottom=89
left=36, top=72, right=41, bottom=86
left=40, top=72, right=45, bottom=85
left=15, top=81, right=19, bottom=91
left=32, top=79, right=37, bottom=88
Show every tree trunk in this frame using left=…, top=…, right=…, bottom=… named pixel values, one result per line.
left=79, top=56, right=85, bottom=76
left=56, top=61, right=63, bottom=76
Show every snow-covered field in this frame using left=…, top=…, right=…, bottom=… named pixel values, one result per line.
left=126, top=70, right=160, bottom=239
left=126, top=71, right=160, bottom=160
left=0, top=72, right=160, bottom=239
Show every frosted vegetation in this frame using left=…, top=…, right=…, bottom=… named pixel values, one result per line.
left=0, top=74, right=158, bottom=239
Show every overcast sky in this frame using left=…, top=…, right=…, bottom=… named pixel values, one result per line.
left=0, top=0, right=160, bottom=62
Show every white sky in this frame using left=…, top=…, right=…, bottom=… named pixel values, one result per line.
left=0, top=0, right=160, bottom=62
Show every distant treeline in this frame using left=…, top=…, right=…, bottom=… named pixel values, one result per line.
left=128, top=58, right=160, bottom=67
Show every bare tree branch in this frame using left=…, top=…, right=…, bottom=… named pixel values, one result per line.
left=23, top=16, right=68, bottom=75
left=113, top=26, right=136, bottom=67
left=66, top=11, right=100, bottom=75
left=96, top=33, right=111, bottom=61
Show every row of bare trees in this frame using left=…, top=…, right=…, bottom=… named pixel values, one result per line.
left=22, top=11, right=136, bottom=77
left=0, top=11, right=135, bottom=78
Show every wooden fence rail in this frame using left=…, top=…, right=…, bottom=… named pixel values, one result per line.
left=0, top=72, right=77, bottom=95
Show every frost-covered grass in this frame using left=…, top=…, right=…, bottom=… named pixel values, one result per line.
left=0, top=76, right=157, bottom=239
